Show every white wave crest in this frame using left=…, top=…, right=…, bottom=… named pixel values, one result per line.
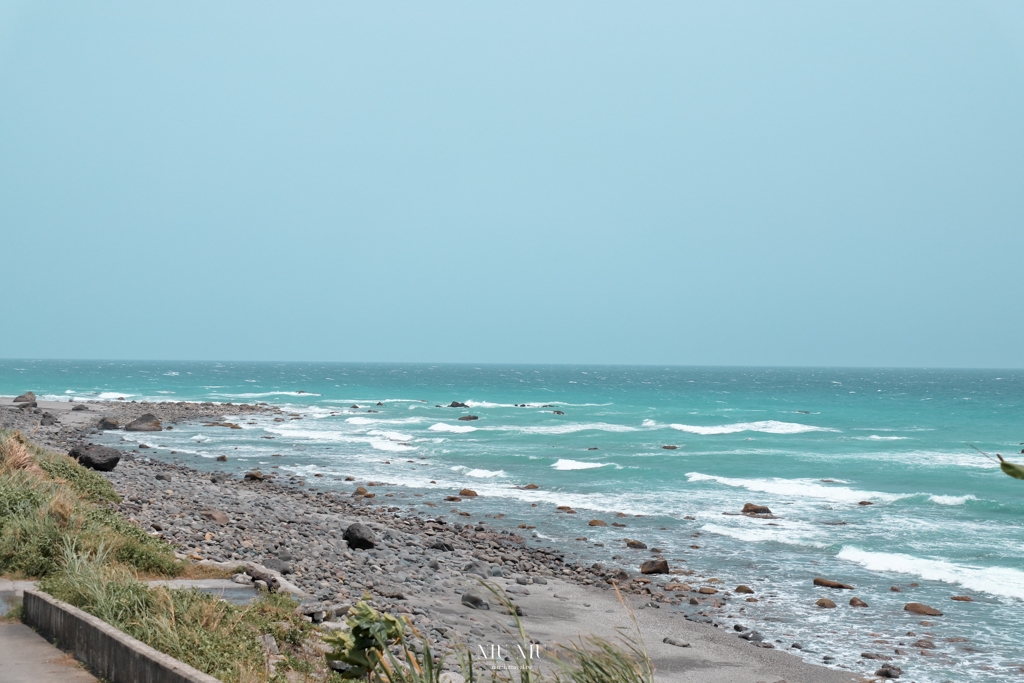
left=552, top=459, right=614, bottom=471
left=855, top=435, right=908, bottom=441
left=366, top=429, right=413, bottom=442
left=98, top=392, right=134, bottom=400
left=369, top=440, right=415, bottom=452
left=686, top=472, right=908, bottom=504
left=837, top=546, right=1024, bottom=600
left=213, top=391, right=321, bottom=398
left=494, top=422, right=636, bottom=435
left=428, top=423, right=478, bottom=434
left=929, top=494, right=977, bottom=505
left=670, top=420, right=837, bottom=435
left=701, top=522, right=825, bottom=548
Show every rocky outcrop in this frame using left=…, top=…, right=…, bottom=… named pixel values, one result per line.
left=69, top=444, right=121, bottom=472
left=458, top=488, right=478, bottom=497
left=815, top=598, right=836, bottom=608
left=448, top=402, right=468, bottom=408
left=457, top=415, right=478, bottom=421
left=742, top=503, right=771, bottom=515
left=13, top=392, right=36, bottom=403
left=124, top=413, right=162, bottom=431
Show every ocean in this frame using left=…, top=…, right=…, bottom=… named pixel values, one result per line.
left=3, top=360, right=1023, bottom=682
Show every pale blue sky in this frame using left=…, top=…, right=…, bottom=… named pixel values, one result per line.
left=1, top=2, right=1022, bottom=367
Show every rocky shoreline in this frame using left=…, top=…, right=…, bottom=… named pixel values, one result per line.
left=1, top=396, right=860, bottom=683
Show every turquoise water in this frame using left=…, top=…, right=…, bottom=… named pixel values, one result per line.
left=3, top=360, right=1024, bottom=681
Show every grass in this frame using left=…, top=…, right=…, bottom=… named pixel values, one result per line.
left=0, top=429, right=181, bottom=578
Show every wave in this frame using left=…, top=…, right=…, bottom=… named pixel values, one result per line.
left=551, top=459, right=615, bottom=471
left=492, top=422, right=637, bottom=435
left=837, top=546, right=1024, bottom=600
left=428, top=423, right=478, bottom=434
left=212, top=391, right=322, bottom=398
left=369, top=440, right=415, bottom=452
left=670, top=420, right=838, bottom=435
left=366, top=429, right=413, bottom=442
left=98, top=392, right=134, bottom=400
left=929, top=494, right=977, bottom=506
left=344, top=416, right=424, bottom=426
left=701, top=522, right=825, bottom=548
left=855, top=435, right=908, bottom=441
left=451, top=466, right=506, bottom=478
left=686, top=472, right=909, bottom=504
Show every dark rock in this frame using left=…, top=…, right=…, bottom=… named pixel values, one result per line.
left=911, top=639, right=935, bottom=649
left=71, top=404, right=89, bottom=411
left=448, top=402, right=468, bottom=408
left=13, top=392, right=36, bottom=403
left=904, top=602, right=943, bottom=616
left=523, top=483, right=539, bottom=489
left=626, top=539, right=647, bottom=549
left=40, top=414, right=57, bottom=426
left=216, top=455, right=228, bottom=462
left=69, top=444, right=121, bottom=472
left=124, top=413, right=162, bottom=431
left=262, top=558, right=294, bottom=575
left=457, top=415, right=479, bottom=421
left=461, top=590, right=489, bottom=610
left=17, top=401, right=37, bottom=409
left=155, top=473, right=171, bottom=481
left=640, top=559, right=669, bottom=575
left=875, top=663, right=902, bottom=679
left=814, top=577, right=854, bottom=589
left=850, top=597, right=869, bottom=607
left=661, top=445, right=678, bottom=450
left=607, top=569, right=629, bottom=583
left=735, top=585, right=755, bottom=594
left=532, top=577, right=547, bottom=585
left=861, top=652, right=892, bottom=660
left=553, top=411, right=564, bottom=415
left=815, top=598, right=836, bottom=608
left=951, top=595, right=973, bottom=602
left=739, top=631, right=764, bottom=642
left=428, top=540, right=455, bottom=552
left=742, top=503, right=771, bottom=515
left=244, top=470, right=264, bottom=481
left=343, top=523, right=377, bottom=550
left=588, top=519, right=607, bottom=527
left=858, top=500, right=873, bottom=506
left=97, top=417, right=119, bottom=430
left=210, top=474, right=228, bottom=484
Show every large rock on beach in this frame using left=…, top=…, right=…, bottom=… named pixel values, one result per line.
left=640, top=559, right=669, bottom=574
left=461, top=590, right=489, bottom=610
left=124, top=413, right=162, bottom=431
left=97, top=417, right=119, bottom=430
left=69, top=444, right=121, bottom=472
left=13, top=392, right=36, bottom=403
left=343, top=523, right=377, bottom=550
left=463, top=561, right=491, bottom=578
left=262, top=557, right=294, bottom=575
left=904, top=602, right=943, bottom=616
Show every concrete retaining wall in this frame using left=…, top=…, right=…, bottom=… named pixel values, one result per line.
left=23, top=589, right=221, bottom=683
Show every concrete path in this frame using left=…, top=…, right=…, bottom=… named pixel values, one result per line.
left=0, top=622, right=97, bottom=683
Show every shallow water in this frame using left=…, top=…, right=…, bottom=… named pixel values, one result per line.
left=3, top=360, right=1023, bottom=681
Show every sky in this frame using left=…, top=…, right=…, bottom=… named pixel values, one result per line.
left=1, top=2, right=1023, bottom=368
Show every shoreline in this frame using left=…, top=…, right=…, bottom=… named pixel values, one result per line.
left=1, top=396, right=862, bottom=682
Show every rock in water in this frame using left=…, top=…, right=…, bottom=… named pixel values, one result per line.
left=850, top=597, right=869, bottom=607
left=735, top=585, right=755, bottom=594
left=461, top=590, right=489, bottom=610
left=814, top=577, right=854, bottom=589
left=904, top=602, right=943, bottom=616
left=343, top=523, right=377, bottom=550
left=124, top=413, right=162, bottom=431
left=457, top=415, right=479, bottom=421
left=742, top=503, right=771, bottom=515
left=588, top=519, right=607, bottom=527
left=448, top=402, right=468, bottom=408
left=69, top=444, right=121, bottom=472
left=951, top=595, right=973, bottom=602
left=815, top=598, right=837, bottom=608
left=626, top=539, right=648, bottom=549
left=13, top=392, right=36, bottom=403
left=97, top=417, right=119, bottom=430
left=640, top=559, right=669, bottom=574
left=459, top=488, right=478, bottom=497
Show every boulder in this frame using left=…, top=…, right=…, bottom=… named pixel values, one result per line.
left=661, top=445, right=678, bottom=450
left=553, top=410, right=564, bottom=415
left=904, top=603, right=943, bottom=616
left=244, top=470, right=264, bottom=481
left=735, top=585, right=755, bottom=594
left=626, top=539, right=648, bottom=549
left=40, top=414, right=57, bottom=426
left=523, top=483, right=539, bottom=489
left=698, top=587, right=718, bottom=595
left=428, top=540, right=455, bottom=552
left=97, top=417, right=119, bottom=430
left=951, top=595, right=973, bottom=602
left=588, top=519, right=607, bottom=527
left=71, top=404, right=89, bottom=411
left=463, top=561, right=491, bottom=579
left=662, top=637, right=690, bottom=648
left=640, top=559, right=669, bottom=575
left=459, top=488, right=478, bottom=497
left=875, top=663, right=902, bottom=679
left=353, top=486, right=369, bottom=496
left=69, top=444, right=121, bottom=472
left=457, top=415, right=479, bottom=421
left=125, top=413, right=162, bottom=431
left=343, top=523, right=377, bottom=550
left=815, top=598, right=837, bottom=608
left=216, top=455, right=228, bottom=462
left=858, top=500, right=873, bottom=506
left=13, top=392, right=36, bottom=403
left=814, top=577, right=854, bottom=589
left=448, top=402, right=468, bottom=408
left=461, top=590, right=489, bottom=610
left=850, top=597, right=869, bottom=607
left=742, top=503, right=771, bottom=515
left=444, top=496, right=462, bottom=502
left=911, top=639, right=935, bottom=649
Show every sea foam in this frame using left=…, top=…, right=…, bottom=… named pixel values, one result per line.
left=686, top=472, right=908, bottom=504
left=838, top=546, right=1024, bottom=600
left=551, top=459, right=614, bottom=471
left=428, top=423, right=478, bottom=434
left=670, top=420, right=838, bottom=435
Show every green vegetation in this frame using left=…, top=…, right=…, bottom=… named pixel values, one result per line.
left=0, top=429, right=180, bottom=578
